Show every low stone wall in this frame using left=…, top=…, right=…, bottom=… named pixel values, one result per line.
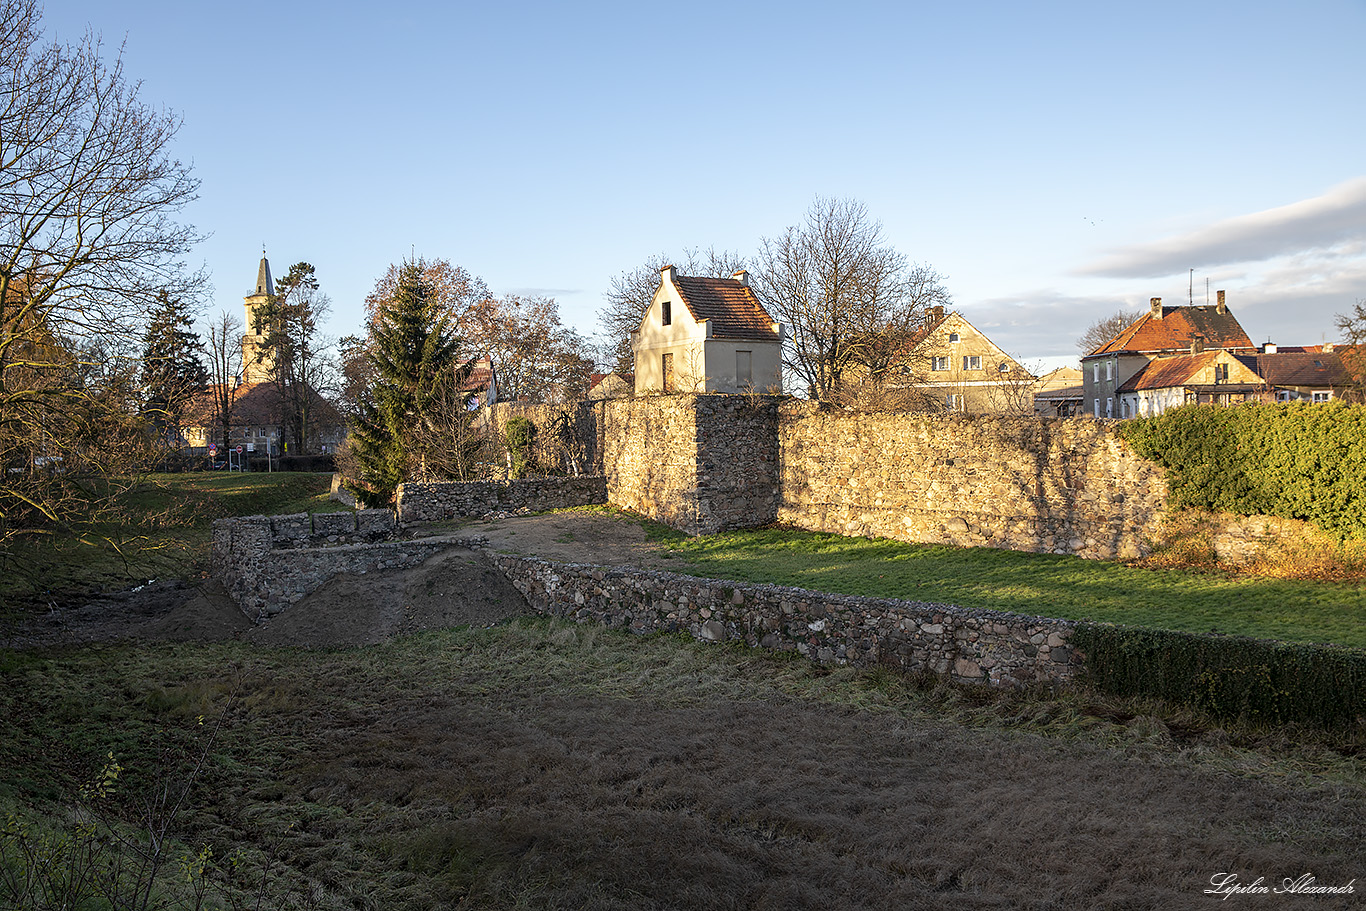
left=394, top=477, right=608, bottom=523
left=489, top=553, right=1081, bottom=688
left=211, top=511, right=483, bottom=620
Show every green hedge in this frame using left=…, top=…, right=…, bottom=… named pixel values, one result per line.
left=1072, top=622, right=1366, bottom=729
left=1119, top=402, right=1366, bottom=539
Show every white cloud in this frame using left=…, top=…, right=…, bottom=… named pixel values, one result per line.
left=1078, top=177, right=1366, bottom=279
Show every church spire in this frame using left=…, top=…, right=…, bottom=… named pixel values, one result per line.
left=254, top=251, right=274, bottom=297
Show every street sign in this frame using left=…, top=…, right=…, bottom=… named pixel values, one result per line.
left=235, top=445, right=243, bottom=454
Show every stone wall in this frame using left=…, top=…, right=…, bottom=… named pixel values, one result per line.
left=211, top=510, right=483, bottom=619
left=483, top=400, right=607, bottom=477
left=600, top=395, right=782, bottom=535
left=600, top=396, right=702, bottom=531
left=384, top=394, right=1171, bottom=558
left=395, top=477, right=608, bottom=523
left=776, top=405, right=1167, bottom=560
left=490, top=553, right=1081, bottom=688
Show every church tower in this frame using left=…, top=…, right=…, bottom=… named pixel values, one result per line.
left=242, top=253, right=274, bottom=383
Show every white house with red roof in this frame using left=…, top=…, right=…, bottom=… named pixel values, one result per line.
left=630, top=265, right=783, bottom=394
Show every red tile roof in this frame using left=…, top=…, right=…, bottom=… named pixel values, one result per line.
left=1253, top=350, right=1351, bottom=387
left=1089, top=305, right=1254, bottom=357
left=672, top=276, right=780, bottom=341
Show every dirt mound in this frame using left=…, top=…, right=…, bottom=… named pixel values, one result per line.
left=1, top=579, right=250, bottom=649
left=246, top=548, right=530, bottom=649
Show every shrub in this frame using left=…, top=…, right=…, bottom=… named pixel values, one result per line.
left=1072, top=622, right=1366, bottom=729
left=1120, top=402, right=1366, bottom=539
left=504, top=417, right=537, bottom=479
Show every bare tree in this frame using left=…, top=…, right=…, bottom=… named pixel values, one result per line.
left=1334, top=299, right=1366, bottom=402
left=464, top=294, right=594, bottom=403
left=755, top=197, right=950, bottom=401
left=1077, top=309, right=1143, bottom=355
left=204, top=310, right=242, bottom=456
left=1, top=0, right=202, bottom=553
left=363, top=258, right=489, bottom=327
left=985, top=360, right=1043, bottom=416
left=595, top=247, right=747, bottom=374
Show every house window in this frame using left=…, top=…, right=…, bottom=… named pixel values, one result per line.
left=662, top=353, right=675, bottom=392
left=945, top=393, right=961, bottom=411
left=1214, top=363, right=1229, bottom=383
left=948, top=332, right=960, bottom=343
left=932, top=356, right=949, bottom=371
left=1276, top=390, right=1293, bottom=402
left=962, top=356, right=981, bottom=370
left=736, top=350, right=752, bottom=387
left=1106, top=360, right=1114, bottom=381
left=1092, top=363, right=1100, bottom=384
left=1106, top=397, right=1113, bottom=418
left=1094, top=398, right=1101, bottom=418
left=661, top=300, right=671, bottom=326
left=998, top=362, right=1011, bottom=373
left=1313, top=391, right=1332, bottom=403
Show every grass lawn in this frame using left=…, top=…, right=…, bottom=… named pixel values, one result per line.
left=2, top=472, right=339, bottom=605
left=656, top=527, right=1366, bottom=649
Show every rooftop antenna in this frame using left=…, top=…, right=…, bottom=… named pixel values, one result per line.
left=1205, top=276, right=1209, bottom=305
left=1189, top=268, right=1193, bottom=305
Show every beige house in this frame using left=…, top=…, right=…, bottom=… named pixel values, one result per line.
left=1032, top=366, right=1084, bottom=417
left=631, top=265, right=783, bottom=394
left=852, top=308, right=1032, bottom=413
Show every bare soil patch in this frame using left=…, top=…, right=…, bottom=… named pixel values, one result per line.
left=3, top=512, right=675, bottom=650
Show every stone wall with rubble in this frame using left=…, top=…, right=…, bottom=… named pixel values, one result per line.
left=211, top=510, right=480, bottom=620
left=490, top=552, right=1081, bottom=687
left=395, top=477, right=608, bottom=523
left=775, top=404, right=1168, bottom=560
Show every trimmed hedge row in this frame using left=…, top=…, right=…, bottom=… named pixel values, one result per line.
left=1072, top=623, right=1366, bottom=729
left=1119, top=402, right=1366, bottom=539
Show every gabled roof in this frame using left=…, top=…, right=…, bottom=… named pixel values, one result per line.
left=1116, top=351, right=1256, bottom=393
left=1253, top=350, right=1351, bottom=388
left=461, top=356, right=496, bottom=394
left=1088, top=304, right=1254, bottom=357
left=182, top=382, right=342, bottom=428
left=671, top=274, right=780, bottom=341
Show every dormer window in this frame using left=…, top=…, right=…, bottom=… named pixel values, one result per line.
left=661, top=300, right=671, bottom=326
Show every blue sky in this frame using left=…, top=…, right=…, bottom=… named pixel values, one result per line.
left=46, top=0, right=1366, bottom=369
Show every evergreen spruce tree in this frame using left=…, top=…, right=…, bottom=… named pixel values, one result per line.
left=347, top=261, right=473, bottom=506
left=139, top=290, right=206, bottom=447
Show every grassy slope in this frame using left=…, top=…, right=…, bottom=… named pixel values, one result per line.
left=655, top=527, right=1366, bottom=649
left=2, top=623, right=1363, bottom=910
left=2, top=472, right=339, bottom=605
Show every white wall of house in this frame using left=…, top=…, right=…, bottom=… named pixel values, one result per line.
left=631, top=272, right=782, bottom=393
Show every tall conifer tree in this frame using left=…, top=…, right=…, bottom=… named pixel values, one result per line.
left=139, top=290, right=206, bottom=444
left=347, top=261, right=471, bottom=505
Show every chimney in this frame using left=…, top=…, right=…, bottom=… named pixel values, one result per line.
left=660, top=264, right=677, bottom=283
left=1216, top=289, right=1227, bottom=314
left=1150, top=297, right=1162, bottom=318
left=731, top=269, right=749, bottom=287
left=931, top=305, right=945, bottom=323
left=1190, top=334, right=1205, bottom=354
left=1262, top=342, right=1278, bottom=354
